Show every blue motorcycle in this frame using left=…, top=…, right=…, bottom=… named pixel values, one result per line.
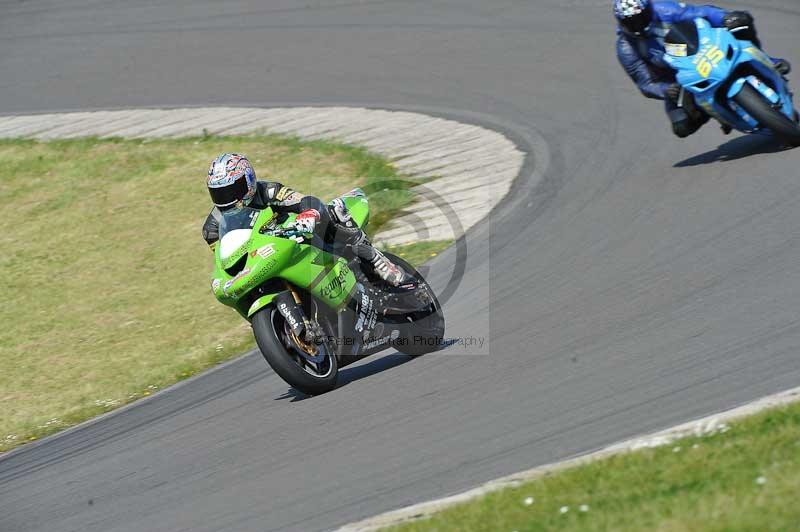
left=663, top=18, right=800, bottom=146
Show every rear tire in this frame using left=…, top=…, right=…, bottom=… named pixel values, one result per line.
left=383, top=252, right=446, bottom=357
left=252, top=307, right=338, bottom=395
left=733, top=83, right=800, bottom=146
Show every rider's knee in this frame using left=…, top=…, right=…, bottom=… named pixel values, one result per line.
left=668, top=107, right=704, bottom=138
left=672, top=117, right=706, bottom=138
left=672, top=120, right=695, bottom=138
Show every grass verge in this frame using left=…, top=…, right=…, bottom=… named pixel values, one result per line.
left=383, top=240, right=454, bottom=267
left=387, top=401, right=800, bottom=532
left=0, top=135, right=446, bottom=452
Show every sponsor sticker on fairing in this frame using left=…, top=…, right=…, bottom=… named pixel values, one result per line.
left=223, top=268, right=251, bottom=296
left=355, top=292, right=372, bottom=332
left=665, top=43, right=688, bottom=57
left=321, top=266, right=350, bottom=299
left=251, top=244, right=276, bottom=259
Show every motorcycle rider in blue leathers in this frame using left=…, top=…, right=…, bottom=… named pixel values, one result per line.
left=614, top=0, right=791, bottom=138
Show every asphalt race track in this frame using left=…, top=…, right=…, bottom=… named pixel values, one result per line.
left=2, top=1, right=800, bottom=531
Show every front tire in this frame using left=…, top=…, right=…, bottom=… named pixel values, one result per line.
left=383, top=252, right=446, bottom=357
left=733, top=83, right=800, bottom=146
left=252, top=307, right=338, bottom=395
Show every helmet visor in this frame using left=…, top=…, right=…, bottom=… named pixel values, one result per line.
left=209, top=177, right=249, bottom=210
left=621, top=5, right=652, bottom=35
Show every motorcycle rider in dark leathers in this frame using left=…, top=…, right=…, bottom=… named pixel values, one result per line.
left=201, top=152, right=406, bottom=286
left=614, top=0, right=791, bottom=138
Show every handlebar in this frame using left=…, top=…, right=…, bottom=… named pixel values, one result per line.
left=262, top=226, right=309, bottom=240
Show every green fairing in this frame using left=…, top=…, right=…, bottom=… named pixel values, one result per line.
left=247, top=293, right=281, bottom=317
left=342, top=193, right=369, bottom=229
left=211, top=189, right=368, bottom=320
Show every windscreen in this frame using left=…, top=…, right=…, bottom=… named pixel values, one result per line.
left=218, top=207, right=260, bottom=240
left=664, top=21, right=700, bottom=56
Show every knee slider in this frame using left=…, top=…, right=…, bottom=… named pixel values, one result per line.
left=672, top=120, right=693, bottom=138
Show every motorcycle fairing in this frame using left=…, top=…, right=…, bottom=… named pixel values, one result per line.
left=663, top=18, right=796, bottom=134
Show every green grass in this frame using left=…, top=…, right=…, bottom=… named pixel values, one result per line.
left=383, top=240, right=454, bottom=267
left=0, top=135, right=444, bottom=452
left=388, top=402, right=800, bottom=532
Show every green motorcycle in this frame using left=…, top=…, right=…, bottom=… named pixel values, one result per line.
left=210, top=188, right=445, bottom=395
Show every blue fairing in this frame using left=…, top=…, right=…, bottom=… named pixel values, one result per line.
left=615, top=1, right=727, bottom=99
left=663, top=18, right=797, bottom=135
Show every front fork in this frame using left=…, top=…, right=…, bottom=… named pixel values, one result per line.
left=275, top=284, right=322, bottom=347
left=276, top=273, right=384, bottom=362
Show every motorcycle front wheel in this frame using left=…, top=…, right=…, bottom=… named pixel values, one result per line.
left=252, top=307, right=338, bottom=395
left=734, top=83, right=800, bottom=146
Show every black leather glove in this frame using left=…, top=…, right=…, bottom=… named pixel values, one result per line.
left=665, top=83, right=682, bottom=103
left=723, top=11, right=761, bottom=47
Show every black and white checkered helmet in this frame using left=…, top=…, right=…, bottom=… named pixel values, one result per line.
left=614, top=0, right=653, bottom=35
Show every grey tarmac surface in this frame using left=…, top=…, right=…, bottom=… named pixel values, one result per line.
left=2, top=1, right=800, bottom=531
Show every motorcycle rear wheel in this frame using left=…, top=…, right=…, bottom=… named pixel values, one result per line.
left=252, top=307, right=338, bottom=395
left=733, top=83, right=800, bottom=146
left=383, top=252, right=446, bottom=357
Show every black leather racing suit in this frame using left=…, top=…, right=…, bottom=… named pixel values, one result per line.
left=202, top=181, right=358, bottom=249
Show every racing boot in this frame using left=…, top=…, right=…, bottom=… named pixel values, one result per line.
left=352, top=231, right=408, bottom=287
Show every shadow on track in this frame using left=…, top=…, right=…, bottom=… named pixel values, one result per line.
left=337, top=353, right=414, bottom=387
left=674, top=135, right=794, bottom=167
left=274, top=353, right=414, bottom=401
left=274, top=388, right=309, bottom=402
